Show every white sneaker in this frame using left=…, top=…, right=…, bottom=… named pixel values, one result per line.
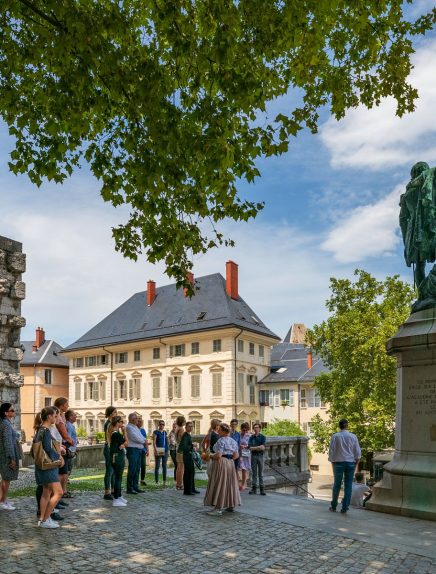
left=39, top=518, right=60, bottom=529
left=207, top=509, right=223, bottom=516
left=0, top=502, right=14, bottom=511
left=112, top=499, right=127, bottom=507
left=120, top=497, right=128, bottom=504
left=52, top=508, right=59, bottom=514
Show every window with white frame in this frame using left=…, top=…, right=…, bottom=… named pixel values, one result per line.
left=259, top=390, right=270, bottom=406
left=169, top=344, right=185, bottom=357
left=115, top=352, right=128, bottom=364
left=44, top=369, right=52, bottom=385
left=302, top=422, right=312, bottom=436
left=259, top=345, right=264, bottom=358
left=300, top=387, right=324, bottom=408
left=212, top=339, right=221, bottom=352
left=191, top=374, right=200, bottom=398
left=75, top=381, right=81, bottom=401
left=249, top=385, right=255, bottom=405
left=152, top=377, right=160, bottom=399
left=173, top=375, right=182, bottom=398
left=98, top=354, right=108, bottom=366
left=191, top=419, right=201, bottom=434
left=153, top=347, right=160, bottom=359
left=44, top=397, right=52, bottom=407
left=148, top=419, right=161, bottom=435
left=84, top=380, right=99, bottom=401
left=168, top=377, right=173, bottom=400
left=114, top=378, right=128, bottom=400
left=237, top=372, right=245, bottom=402
left=280, top=388, right=294, bottom=406
left=249, top=342, right=255, bottom=355
left=129, top=378, right=141, bottom=400
left=191, top=342, right=200, bottom=355
left=237, top=339, right=244, bottom=353
left=134, top=350, right=141, bottom=362
left=212, top=373, right=222, bottom=396
left=74, top=357, right=83, bottom=368
left=85, top=356, right=96, bottom=367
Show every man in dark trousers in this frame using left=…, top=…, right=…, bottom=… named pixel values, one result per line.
left=248, top=423, right=266, bottom=495
left=328, top=419, right=361, bottom=514
left=177, top=421, right=199, bottom=495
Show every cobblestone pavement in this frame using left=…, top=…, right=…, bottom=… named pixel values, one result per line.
left=0, top=490, right=435, bottom=574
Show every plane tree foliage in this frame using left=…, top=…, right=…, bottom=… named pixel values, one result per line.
left=307, top=270, right=414, bottom=463
left=1, top=1, right=435, bottom=287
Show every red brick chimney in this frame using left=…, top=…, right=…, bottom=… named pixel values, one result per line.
left=307, top=350, right=313, bottom=370
left=226, top=261, right=238, bottom=300
left=147, top=280, right=156, bottom=306
left=35, top=327, right=45, bottom=349
left=184, top=272, right=194, bottom=297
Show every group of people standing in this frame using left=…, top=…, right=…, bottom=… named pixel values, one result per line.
left=0, top=399, right=78, bottom=529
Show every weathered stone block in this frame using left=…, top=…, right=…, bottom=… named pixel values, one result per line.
left=7, top=252, right=26, bottom=273
left=0, top=346, right=23, bottom=362
left=0, top=278, right=9, bottom=295
left=10, top=281, right=25, bottom=300
left=8, top=316, right=26, bottom=328
left=0, top=299, right=19, bottom=316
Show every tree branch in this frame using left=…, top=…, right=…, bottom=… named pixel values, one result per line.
left=18, top=0, right=67, bottom=32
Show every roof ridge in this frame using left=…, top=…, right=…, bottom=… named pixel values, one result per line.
left=38, top=340, right=53, bottom=364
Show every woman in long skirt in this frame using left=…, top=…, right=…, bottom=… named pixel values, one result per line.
left=204, top=423, right=241, bottom=516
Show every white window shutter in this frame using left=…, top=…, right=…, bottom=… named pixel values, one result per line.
left=168, top=377, right=173, bottom=400
left=114, top=381, right=119, bottom=401
left=84, top=382, right=88, bottom=401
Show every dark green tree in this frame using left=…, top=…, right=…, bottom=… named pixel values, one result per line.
left=1, top=2, right=435, bottom=287
left=307, top=270, right=414, bottom=464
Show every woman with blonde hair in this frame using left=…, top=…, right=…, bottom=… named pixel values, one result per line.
left=174, top=415, right=186, bottom=490
left=204, top=423, right=241, bottom=516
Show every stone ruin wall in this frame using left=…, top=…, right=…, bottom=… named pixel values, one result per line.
left=0, top=235, right=25, bottom=429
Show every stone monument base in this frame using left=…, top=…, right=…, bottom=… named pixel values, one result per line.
left=366, top=308, right=436, bottom=521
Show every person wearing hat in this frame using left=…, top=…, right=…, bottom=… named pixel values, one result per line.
left=328, top=419, right=361, bottom=514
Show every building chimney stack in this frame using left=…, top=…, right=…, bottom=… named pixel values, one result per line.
left=184, top=272, right=194, bottom=298
left=35, top=327, right=45, bottom=349
left=147, top=280, right=156, bottom=306
left=307, top=350, right=313, bottom=370
left=226, top=261, right=238, bottom=300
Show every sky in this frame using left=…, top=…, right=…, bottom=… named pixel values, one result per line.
left=1, top=15, right=436, bottom=348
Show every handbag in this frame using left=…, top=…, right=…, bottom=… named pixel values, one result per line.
left=31, top=431, right=63, bottom=470
left=192, top=449, right=202, bottom=470
left=155, top=431, right=166, bottom=456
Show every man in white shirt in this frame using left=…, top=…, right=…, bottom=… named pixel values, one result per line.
left=350, top=472, right=372, bottom=508
left=328, top=419, right=361, bottom=514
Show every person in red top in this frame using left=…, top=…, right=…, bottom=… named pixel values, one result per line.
left=54, top=397, right=74, bottom=498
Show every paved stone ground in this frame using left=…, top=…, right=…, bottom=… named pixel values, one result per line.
left=0, top=490, right=435, bottom=574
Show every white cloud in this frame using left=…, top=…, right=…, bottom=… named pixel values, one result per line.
left=321, top=185, right=403, bottom=262
left=320, top=38, right=436, bottom=170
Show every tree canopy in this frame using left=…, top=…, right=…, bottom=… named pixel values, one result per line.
left=263, top=418, right=306, bottom=437
left=1, top=2, right=435, bottom=287
left=307, top=270, right=414, bottom=463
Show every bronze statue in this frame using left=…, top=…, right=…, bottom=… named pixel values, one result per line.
left=400, top=162, right=436, bottom=311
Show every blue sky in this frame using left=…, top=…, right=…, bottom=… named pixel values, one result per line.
left=1, top=24, right=436, bottom=348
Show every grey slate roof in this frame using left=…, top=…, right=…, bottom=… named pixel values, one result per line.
left=21, top=340, right=69, bottom=367
left=259, top=342, right=328, bottom=385
left=65, top=273, right=280, bottom=352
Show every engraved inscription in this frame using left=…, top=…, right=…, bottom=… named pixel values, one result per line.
left=406, top=379, right=436, bottom=416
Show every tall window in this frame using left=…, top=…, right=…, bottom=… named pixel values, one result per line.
left=249, top=342, right=255, bottom=355
left=168, top=377, right=173, bottom=400
left=85, top=380, right=99, bottom=401
left=212, top=373, right=222, bottom=397
left=169, top=344, right=185, bottom=357
left=85, top=356, right=96, bottom=367
left=191, top=374, right=200, bottom=398
left=191, top=342, right=200, bottom=355
left=213, top=339, right=222, bottom=352
left=191, top=419, right=201, bottom=434
left=44, top=369, right=52, bottom=385
left=75, top=381, right=81, bottom=401
left=114, top=379, right=127, bottom=400
left=237, top=372, right=245, bottom=402
left=173, top=376, right=182, bottom=398
left=99, top=379, right=106, bottom=402
left=98, top=354, right=108, bottom=366
left=280, top=389, right=293, bottom=405
left=134, top=350, right=141, bottom=362
left=153, top=348, right=160, bottom=359
left=237, top=339, right=244, bottom=353
left=115, top=352, right=128, bottom=364
left=259, top=345, right=264, bottom=358
left=249, top=385, right=255, bottom=405
left=74, top=357, right=83, bottom=368
left=152, top=377, right=160, bottom=399
left=44, top=397, right=52, bottom=407
left=129, top=378, right=141, bottom=400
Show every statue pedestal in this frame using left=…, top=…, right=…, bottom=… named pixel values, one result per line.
left=367, top=308, right=436, bottom=520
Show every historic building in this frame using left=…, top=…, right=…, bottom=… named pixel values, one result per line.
left=20, top=327, right=69, bottom=439
left=64, top=262, right=280, bottom=435
left=257, top=323, right=331, bottom=474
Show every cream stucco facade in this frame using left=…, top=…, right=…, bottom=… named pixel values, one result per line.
left=65, top=327, right=275, bottom=435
